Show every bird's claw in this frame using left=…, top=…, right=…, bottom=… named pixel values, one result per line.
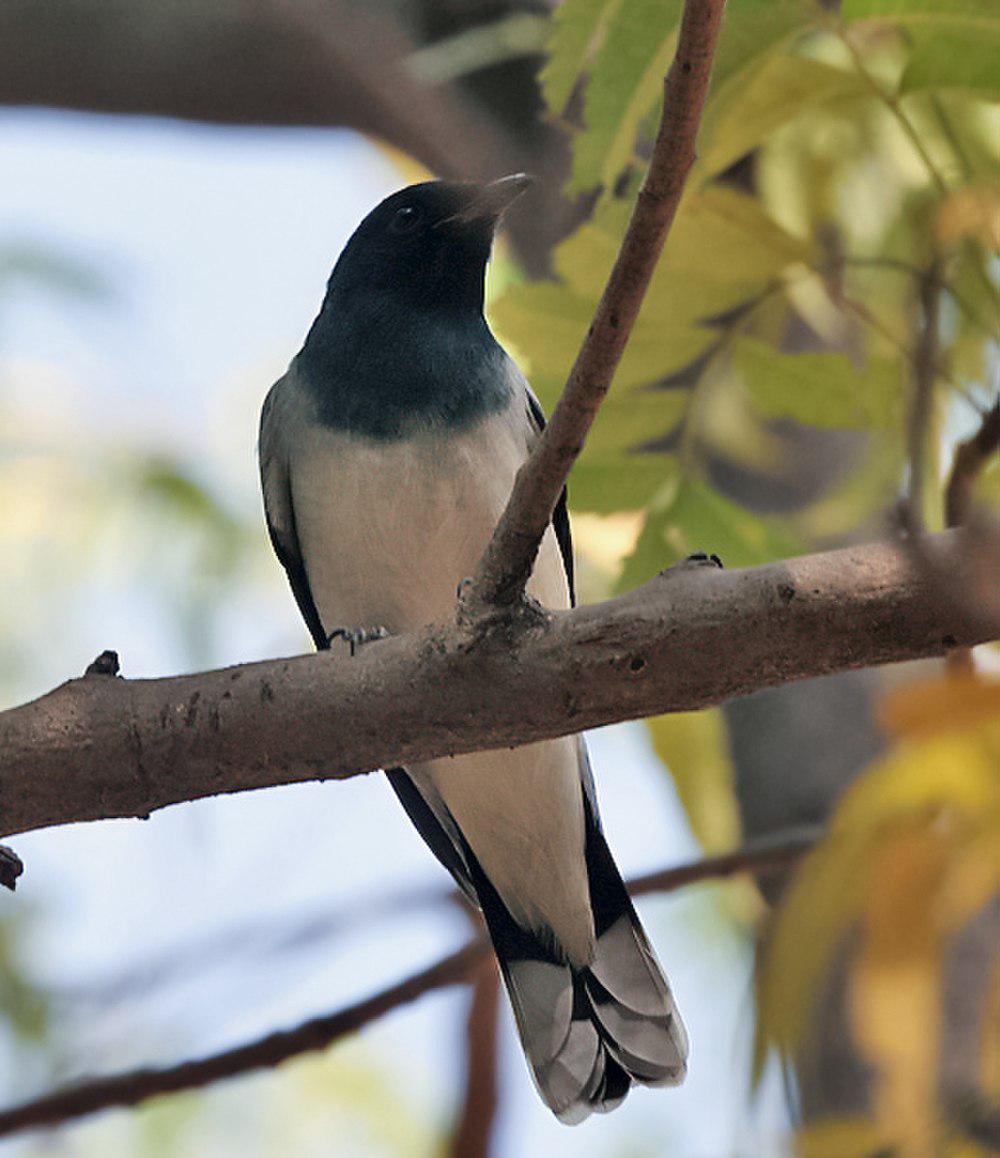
left=662, top=551, right=724, bottom=577
left=327, top=625, right=390, bottom=657
left=685, top=551, right=723, bottom=568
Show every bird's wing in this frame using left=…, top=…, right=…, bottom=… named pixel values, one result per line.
left=524, top=386, right=576, bottom=608
left=259, top=377, right=329, bottom=651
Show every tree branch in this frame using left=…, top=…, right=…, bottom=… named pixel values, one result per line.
left=0, top=829, right=817, bottom=1139
left=468, top=0, right=728, bottom=607
left=0, top=532, right=992, bottom=840
left=0, top=0, right=518, bottom=182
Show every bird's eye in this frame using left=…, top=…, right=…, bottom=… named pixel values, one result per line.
left=389, top=206, right=421, bottom=235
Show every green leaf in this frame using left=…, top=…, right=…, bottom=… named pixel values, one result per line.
left=618, top=461, right=803, bottom=590
left=842, top=0, right=999, bottom=21
left=698, top=54, right=869, bottom=178
left=735, top=336, right=905, bottom=429
left=570, top=0, right=684, bottom=191
left=566, top=0, right=818, bottom=191
left=541, top=0, right=627, bottom=114
left=841, top=0, right=1000, bottom=96
left=565, top=389, right=687, bottom=514
left=493, top=187, right=813, bottom=513
left=495, top=190, right=815, bottom=515
left=901, top=23, right=1000, bottom=95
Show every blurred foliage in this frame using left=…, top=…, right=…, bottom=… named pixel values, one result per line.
left=494, top=0, right=999, bottom=874
left=0, top=243, right=111, bottom=310
left=497, top=0, right=1000, bottom=1146
left=0, top=911, right=48, bottom=1045
left=756, top=673, right=1000, bottom=1155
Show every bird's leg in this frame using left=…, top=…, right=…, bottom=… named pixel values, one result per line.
left=326, top=626, right=390, bottom=657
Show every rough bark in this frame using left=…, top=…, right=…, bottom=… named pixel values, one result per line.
left=1, top=531, right=992, bottom=839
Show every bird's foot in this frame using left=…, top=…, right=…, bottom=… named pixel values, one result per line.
left=662, top=551, right=724, bottom=576
left=685, top=551, right=723, bottom=568
left=326, top=625, right=390, bottom=657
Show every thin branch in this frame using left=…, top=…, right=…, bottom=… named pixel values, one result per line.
left=1, top=532, right=992, bottom=840
left=449, top=953, right=501, bottom=1158
left=62, top=828, right=825, bottom=1015
left=907, top=260, right=943, bottom=529
left=0, top=829, right=818, bottom=1139
left=468, top=0, right=728, bottom=607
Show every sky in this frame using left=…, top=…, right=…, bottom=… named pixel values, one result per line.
left=0, top=109, right=788, bottom=1157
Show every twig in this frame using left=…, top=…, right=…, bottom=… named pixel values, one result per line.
left=468, top=0, right=728, bottom=608
left=0, top=828, right=818, bottom=1139
left=629, top=823, right=822, bottom=898
left=449, top=952, right=501, bottom=1158
left=61, top=830, right=823, bottom=1015
left=907, top=261, right=942, bottom=530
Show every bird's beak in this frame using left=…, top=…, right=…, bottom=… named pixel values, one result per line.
left=439, top=174, right=535, bottom=228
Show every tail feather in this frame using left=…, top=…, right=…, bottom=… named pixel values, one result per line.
left=467, top=806, right=688, bottom=1124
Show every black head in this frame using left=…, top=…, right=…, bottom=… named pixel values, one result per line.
left=324, top=175, right=532, bottom=315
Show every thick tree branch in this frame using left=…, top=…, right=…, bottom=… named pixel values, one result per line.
left=0, top=829, right=817, bottom=1139
left=469, top=0, right=728, bottom=607
left=0, top=531, right=992, bottom=840
left=0, top=0, right=582, bottom=271
left=0, top=0, right=517, bottom=181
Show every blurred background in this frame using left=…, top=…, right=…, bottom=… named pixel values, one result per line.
left=0, top=1, right=997, bottom=1156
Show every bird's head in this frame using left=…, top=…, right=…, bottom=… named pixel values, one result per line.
left=324, top=175, right=533, bottom=316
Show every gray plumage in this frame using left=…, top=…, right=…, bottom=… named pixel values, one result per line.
left=259, top=177, right=687, bottom=1121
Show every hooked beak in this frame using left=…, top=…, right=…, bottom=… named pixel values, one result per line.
left=439, top=173, right=535, bottom=228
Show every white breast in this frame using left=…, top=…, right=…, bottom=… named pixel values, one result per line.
left=290, top=410, right=568, bottom=629
left=289, top=405, right=594, bottom=965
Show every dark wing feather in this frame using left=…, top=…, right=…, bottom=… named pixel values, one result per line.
left=265, top=517, right=329, bottom=651
left=525, top=388, right=576, bottom=608
left=259, top=385, right=329, bottom=650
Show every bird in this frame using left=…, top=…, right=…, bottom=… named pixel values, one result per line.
left=258, top=175, right=688, bottom=1122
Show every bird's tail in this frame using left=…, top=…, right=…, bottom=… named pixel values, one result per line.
left=469, top=806, right=688, bottom=1123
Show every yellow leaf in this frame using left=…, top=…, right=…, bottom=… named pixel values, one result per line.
left=754, top=823, right=873, bottom=1079
left=755, top=693, right=1000, bottom=1085
left=937, top=184, right=1000, bottom=251
left=795, top=1116, right=890, bottom=1158
left=851, top=825, right=950, bottom=1157
left=879, top=674, right=1000, bottom=743
left=937, top=821, right=1000, bottom=936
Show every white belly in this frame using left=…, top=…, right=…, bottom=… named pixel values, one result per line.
left=290, top=412, right=594, bottom=964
